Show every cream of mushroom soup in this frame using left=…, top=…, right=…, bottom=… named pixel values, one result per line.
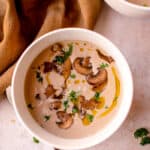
left=25, top=41, right=121, bottom=138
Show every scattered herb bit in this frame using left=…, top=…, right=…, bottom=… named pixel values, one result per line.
left=86, top=114, right=94, bottom=122
left=72, top=106, right=79, bottom=114
left=55, top=44, right=73, bottom=65
left=134, top=128, right=149, bottom=139
left=27, top=104, right=34, bottom=110
left=33, top=137, right=40, bottom=144
left=44, top=115, right=51, bottom=122
left=68, top=90, right=78, bottom=103
left=55, top=56, right=65, bottom=65
left=70, top=73, right=76, bottom=79
left=36, top=71, right=43, bottom=83
left=64, top=43, right=73, bottom=59
left=35, top=93, right=40, bottom=100
left=140, top=136, right=150, bottom=146
left=94, top=92, right=100, bottom=101
left=134, top=127, right=150, bottom=146
left=63, top=100, right=69, bottom=111
left=100, top=63, right=109, bottom=69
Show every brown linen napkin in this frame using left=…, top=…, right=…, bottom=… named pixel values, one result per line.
left=0, top=0, right=102, bottom=95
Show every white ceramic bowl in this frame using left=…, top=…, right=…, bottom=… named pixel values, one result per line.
left=105, top=0, right=150, bottom=18
left=11, top=28, right=133, bottom=150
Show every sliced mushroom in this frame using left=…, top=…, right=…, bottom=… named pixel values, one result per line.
left=81, top=57, right=92, bottom=68
left=44, top=85, right=56, bottom=98
left=62, top=58, right=72, bottom=80
left=77, top=96, right=96, bottom=110
left=79, top=108, right=87, bottom=119
left=49, top=101, right=62, bottom=110
left=56, top=111, right=73, bottom=129
left=51, top=43, right=63, bottom=52
left=96, top=49, right=114, bottom=63
left=43, top=62, right=54, bottom=73
left=92, top=79, right=108, bottom=92
left=87, top=68, right=107, bottom=86
left=53, top=94, right=63, bottom=99
left=73, top=57, right=92, bottom=75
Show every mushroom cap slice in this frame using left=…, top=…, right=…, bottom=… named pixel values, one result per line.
left=96, top=49, right=114, bottom=63
left=78, top=95, right=96, bottom=110
left=87, top=68, right=107, bottom=86
left=92, top=79, right=108, bottom=92
left=49, top=101, right=62, bottom=110
left=73, top=57, right=92, bottom=75
left=56, top=111, right=73, bottom=129
left=44, top=85, right=56, bottom=98
left=62, top=58, right=72, bottom=80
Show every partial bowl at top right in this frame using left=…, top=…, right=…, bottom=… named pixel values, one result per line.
left=105, top=0, right=150, bottom=18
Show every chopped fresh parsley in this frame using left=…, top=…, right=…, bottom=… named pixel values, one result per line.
left=63, top=43, right=73, bottom=60
left=55, top=56, right=64, bottom=65
left=27, top=104, right=34, bottom=110
left=63, top=100, right=69, bottom=111
left=134, top=128, right=149, bottom=139
left=44, top=115, right=51, bottom=122
left=134, top=128, right=150, bottom=146
left=86, top=114, right=94, bottom=122
left=100, top=63, right=109, bottom=69
left=70, top=73, right=76, bottom=79
left=140, top=136, right=150, bottom=146
left=36, top=71, right=43, bottom=83
left=68, top=90, right=78, bottom=103
left=72, top=106, right=78, bottom=114
left=55, top=44, right=73, bottom=65
left=94, top=92, right=100, bottom=101
left=33, top=137, right=40, bottom=144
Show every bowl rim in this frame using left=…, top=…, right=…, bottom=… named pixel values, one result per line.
left=121, top=0, right=150, bottom=10
left=11, top=28, right=134, bottom=150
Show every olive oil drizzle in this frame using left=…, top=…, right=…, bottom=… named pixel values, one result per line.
left=100, top=67, right=120, bottom=117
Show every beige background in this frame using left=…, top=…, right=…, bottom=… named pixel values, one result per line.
left=0, top=3, right=150, bottom=150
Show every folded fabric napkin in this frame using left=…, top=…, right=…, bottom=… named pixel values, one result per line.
left=0, top=0, right=101, bottom=95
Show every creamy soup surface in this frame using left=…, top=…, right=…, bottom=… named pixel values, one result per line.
left=25, top=41, right=122, bottom=138
left=127, top=0, right=150, bottom=6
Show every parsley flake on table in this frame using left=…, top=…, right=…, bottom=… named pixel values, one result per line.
left=140, top=136, right=150, bottom=146
left=134, top=128, right=149, bottom=139
left=33, top=137, right=40, bottom=144
left=134, top=127, right=150, bottom=146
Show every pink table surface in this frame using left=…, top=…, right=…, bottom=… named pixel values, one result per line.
left=0, top=3, right=150, bottom=150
